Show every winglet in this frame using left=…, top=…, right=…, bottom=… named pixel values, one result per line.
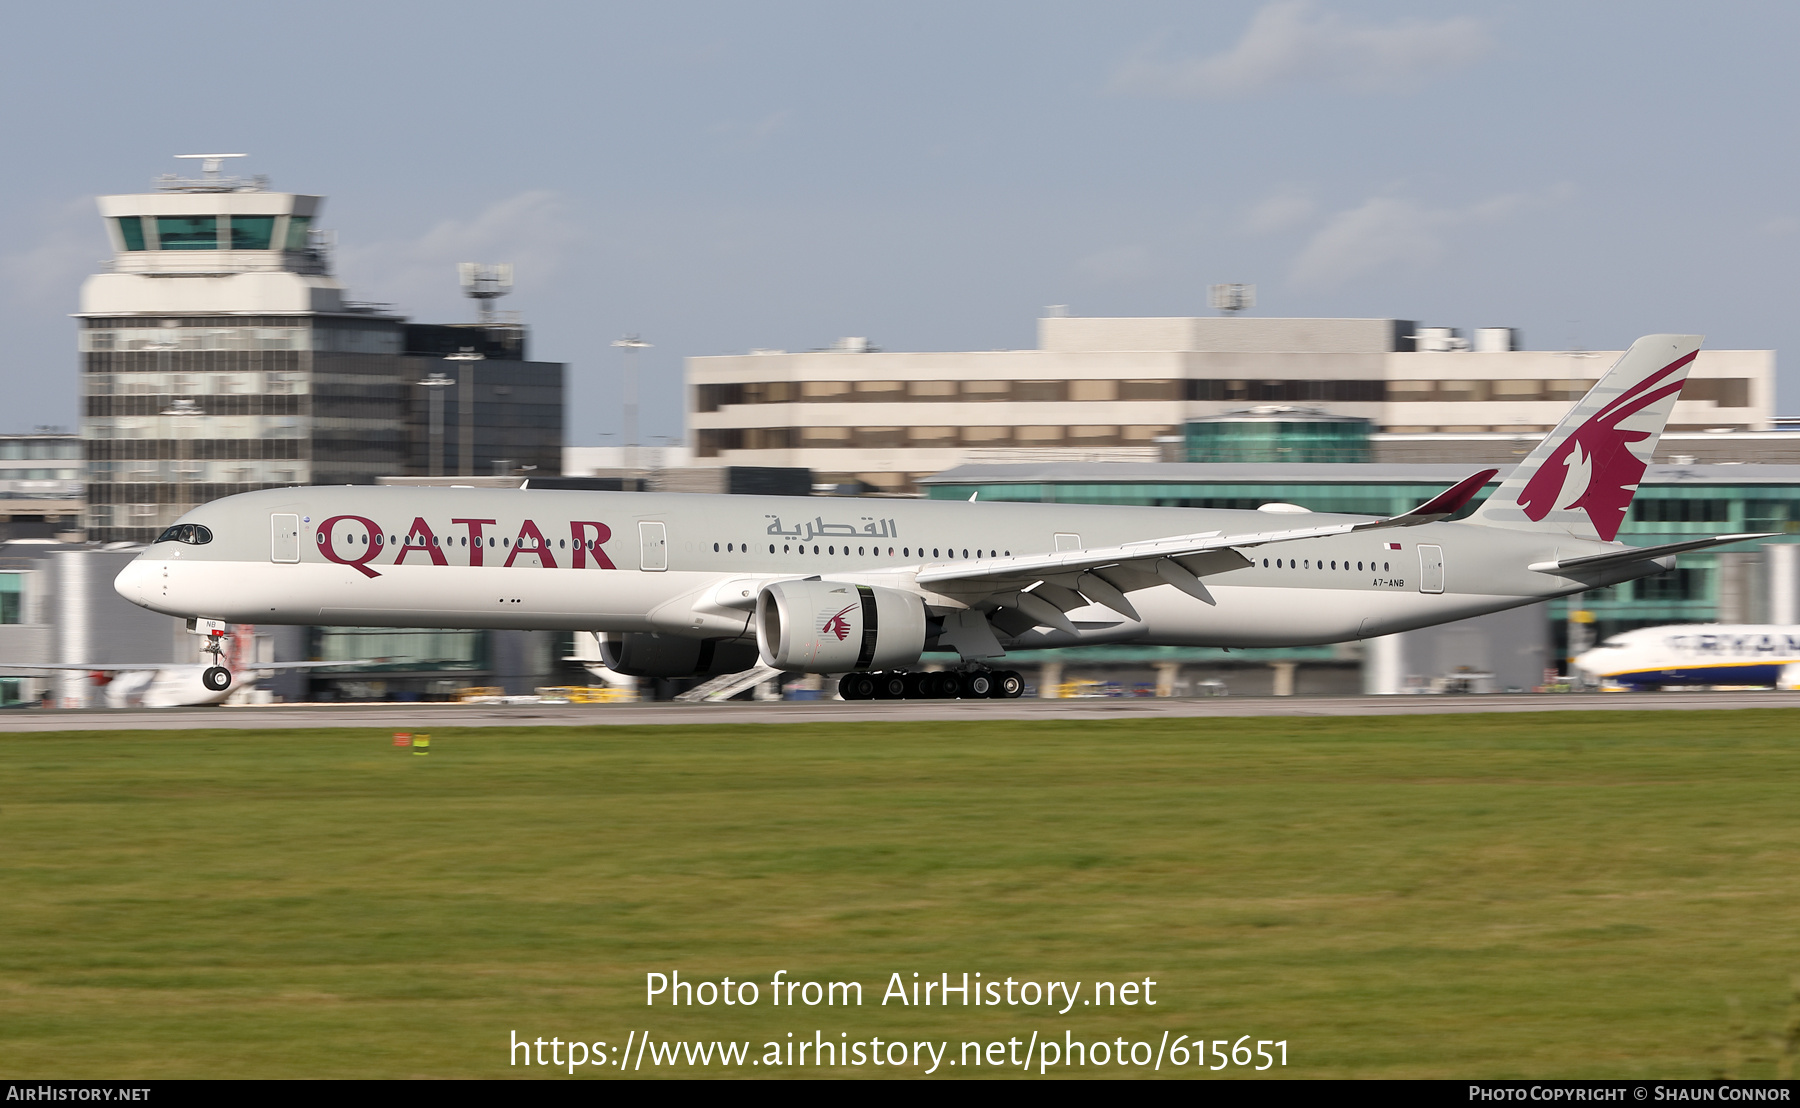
left=1391, top=468, right=1499, bottom=524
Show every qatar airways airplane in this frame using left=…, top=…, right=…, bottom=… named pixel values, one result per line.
left=113, top=334, right=1767, bottom=701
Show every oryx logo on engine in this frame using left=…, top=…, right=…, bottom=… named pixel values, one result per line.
left=821, top=603, right=857, bottom=641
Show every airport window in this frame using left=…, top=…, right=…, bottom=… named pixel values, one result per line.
left=0, top=574, right=20, bottom=625
left=228, top=216, right=276, bottom=250
left=155, top=216, right=218, bottom=250
left=1632, top=498, right=1730, bottom=524
left=1384, top=562, right=1390, bottom=571
left=713, top=543, right=719, bottom=552
left=116, top=216, right=147, bottom=251
left=933, top=549, right=940, bottom=558
left=1069, top=380, right=1117, bottom=402
left=283, top=215, right=312, bottom=251
left=1119, top=379, right=1180, bottom=401
left=1638, top=567, right=1707, bottom=601
left=961, top=381, right=1012, bottom=400
left=909, top=380, right=958, bottom=398
left=1681, top=379, right=1752, bottom=407
left=1263, top=558, right=1268, bottom=567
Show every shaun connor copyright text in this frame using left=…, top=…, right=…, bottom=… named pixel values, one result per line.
left=508, top=970, right=1289, bottom=1075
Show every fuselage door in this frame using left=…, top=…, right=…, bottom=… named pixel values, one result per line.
left=271, top=513, right=300, bottom=563
left=1419, top=544, right=1445, bottom=594
left=1055, top=532, right=1081, bottom=552
left=639, top=521, right=668, bottom=572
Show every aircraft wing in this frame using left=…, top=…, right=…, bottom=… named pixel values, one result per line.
left=912, top=469, right=1498, bottom=623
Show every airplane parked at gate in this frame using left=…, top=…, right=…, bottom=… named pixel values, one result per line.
left=113, top=335, right=1770, bottom=700
left=1574, top=624, right=1800, bottom=690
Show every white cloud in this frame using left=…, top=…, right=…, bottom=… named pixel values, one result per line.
left=1288, top=191, right=1533, bottom=288
left=1243, top=187, right=1318, bottom=235
left=336, top=190, right=580, bottom=317
left=1114, top=1, right=1491, bottom=99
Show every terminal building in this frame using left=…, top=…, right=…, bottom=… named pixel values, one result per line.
left=79, top=157, right=562, bottom=544
left=687, top=315, right=1773, bottom=494
left=0, top=432, right=84, bottom=536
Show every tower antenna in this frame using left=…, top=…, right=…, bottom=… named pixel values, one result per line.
left=458, top=263, right=513, bottom=325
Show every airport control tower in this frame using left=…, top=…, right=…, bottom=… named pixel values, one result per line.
left=79, top=156, right=562, bottom=543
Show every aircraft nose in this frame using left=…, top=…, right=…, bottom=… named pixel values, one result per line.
left=114, top=559, right=152, bottom=607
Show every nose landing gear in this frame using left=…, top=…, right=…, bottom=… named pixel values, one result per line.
left=199, top=632, right=232, bottom=694
left=839, top=669, right=1025, bottom=701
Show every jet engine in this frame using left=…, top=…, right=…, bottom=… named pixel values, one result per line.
left=756, top=579, right=926, bottom=672
left=599, top=633, right=761, bottom=679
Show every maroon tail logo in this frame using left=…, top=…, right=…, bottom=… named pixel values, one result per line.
left=821, top=603, right=857, bottom=641
left=1516, top=351, right=1695, bottom=541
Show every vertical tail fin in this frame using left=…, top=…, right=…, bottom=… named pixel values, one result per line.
left=1471, top=334, right=1702, bottom=541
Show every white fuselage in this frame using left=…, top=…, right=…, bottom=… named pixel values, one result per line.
left=114, top=486, right=1635, bottom=659
left=1575, top=625, right=1800, bottom=689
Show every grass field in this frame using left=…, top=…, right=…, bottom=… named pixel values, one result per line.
left=2, top=711, right=1799, bottom=1079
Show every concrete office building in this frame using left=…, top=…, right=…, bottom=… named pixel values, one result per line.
left=0, top=433, right=85, bottom=534
left=687, top=316, right=1772, bottom=494
left=79, top=156, right=563, bottom=544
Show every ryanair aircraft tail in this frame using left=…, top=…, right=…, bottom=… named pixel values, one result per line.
left=1472, top=334, right=1702, bottom=541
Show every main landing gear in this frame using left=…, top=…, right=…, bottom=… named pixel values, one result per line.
left=838, top=669, right=1026, bottom=701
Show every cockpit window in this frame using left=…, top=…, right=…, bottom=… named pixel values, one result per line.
left=154, top=523, right=213, bottom=545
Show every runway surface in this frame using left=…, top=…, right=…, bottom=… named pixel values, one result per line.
left=3, top=690, right=1798, bottom=731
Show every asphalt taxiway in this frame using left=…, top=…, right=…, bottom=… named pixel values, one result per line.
left=2, top=691, right=1797, bottom=731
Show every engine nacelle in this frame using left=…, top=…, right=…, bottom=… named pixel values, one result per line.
left=756, top=580, right=926, bottom=672
left=600, top=633, right=760, bottom=679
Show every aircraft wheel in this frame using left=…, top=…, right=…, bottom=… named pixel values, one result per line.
left=963, top=671, right=995, bottom=698
left=902, top=672, right=931, bottom=699
left=842, top=673, right=876, bottom=701
left=202, top=666, right=232, bottom=692
left=874, top=673, right=908, bottom=699
left=996, top=670, right=1025, bottom=698
left=930, top=672, right=962, bottom=699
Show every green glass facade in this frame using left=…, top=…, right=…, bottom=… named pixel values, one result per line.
left=1183, top=416, right=1372, bottom=464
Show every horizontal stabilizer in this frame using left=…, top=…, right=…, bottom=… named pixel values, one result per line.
left=1529, top=533, right=1780, bottom=575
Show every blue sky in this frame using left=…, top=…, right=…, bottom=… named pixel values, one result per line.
left=2, top=1, right=1797, bottom=442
